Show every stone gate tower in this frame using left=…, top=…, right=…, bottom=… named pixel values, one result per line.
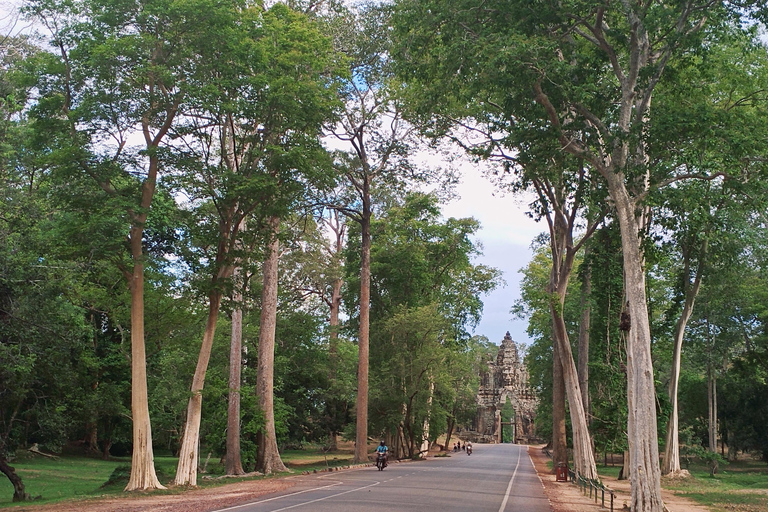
left=474, top=332, right=537, bottom=443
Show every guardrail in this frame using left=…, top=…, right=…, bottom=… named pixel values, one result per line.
left=567, top=469, right=615, bottom=512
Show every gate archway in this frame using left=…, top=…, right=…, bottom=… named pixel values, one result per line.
left=473, top=333, right=537, bottom=444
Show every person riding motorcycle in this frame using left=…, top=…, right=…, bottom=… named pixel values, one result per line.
left=376, top=440, right=388, bottom=467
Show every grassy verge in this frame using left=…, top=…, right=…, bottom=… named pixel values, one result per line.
left=595, top=458, right=768, bottom=512
left=663, top=460, right=768, bottom=512
left=0, top=447, right=358, bottom=508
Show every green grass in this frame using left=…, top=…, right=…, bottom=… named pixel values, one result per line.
left=0, top=454, right=127, bottom=507
left=0, top=448, right=358, bottom=508
left=663, top=460, right=768, bottom=512
left=594, top=458, right=768, bottom=512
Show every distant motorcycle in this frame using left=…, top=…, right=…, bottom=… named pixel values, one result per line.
left=376, top=452, right=387, bottom=470
left=466, top=445, right=472, bottom=455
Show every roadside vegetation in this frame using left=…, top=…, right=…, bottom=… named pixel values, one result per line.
left=0, top=445, right=360, bottom=508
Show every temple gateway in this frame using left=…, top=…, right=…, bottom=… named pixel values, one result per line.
left=472, top=332, right=538, bottom=444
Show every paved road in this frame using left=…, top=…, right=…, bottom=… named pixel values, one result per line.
left=214, top=444, right=551, bottom=512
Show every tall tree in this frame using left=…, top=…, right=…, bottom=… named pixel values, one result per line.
left=392, top=3, right=768, bottom=509
left=648, top=29, right=768, bottom=475
left=327, top=4, right=422, bottom=463
left=28, top=0, right=234, bottom=489
left=170, top=3, right=343, bottom=482
left=357, top=193, right=500, bottom=457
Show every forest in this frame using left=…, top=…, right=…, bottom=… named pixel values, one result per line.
left=2, top=1, right=768, bottom=512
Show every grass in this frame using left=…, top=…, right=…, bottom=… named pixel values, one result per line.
left=594, top=457, right=768, bottom=512
left=0, top=446, right=359, bottom=509
left=663, top=459, right=768, bottom=512
left=0, top=454, right=128, bottom=507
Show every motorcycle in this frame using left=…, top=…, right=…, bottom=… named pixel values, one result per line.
left=376, top=452, right=387, bottom=471
left=466, top=445, right=472, bottom=455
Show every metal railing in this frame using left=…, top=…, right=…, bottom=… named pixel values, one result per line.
left=567, top=469, right=616, bottom=512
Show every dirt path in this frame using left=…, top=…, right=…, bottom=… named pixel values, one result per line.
left=528, top=445, right=712, bottom=512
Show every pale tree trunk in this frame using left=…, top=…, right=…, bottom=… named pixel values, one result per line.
left=327, top=209, right=345, bottom=366
left=538, top=176, right=599, bottom=481
left=708, top=368, right=717, bottom=452
left=326, top=214, right=345, bottom=452
left=663, top=241, right=706, bottom=475
left=706, top=311, right=718, bottom=477
left=529, top=2, right=713, bottom=507
left=552, top=341, right=568, bottom=471
left=609, top=185, right=664, bottom=512
left=577, top=253, right=591, bottom=425
left=707, top=357, right=719, bottom=476
left=174, top=289, right=225, bottom=486
left=327, top=276, right=343, bottom=452
left=550, top=302, right=598, bottom=481
left=256, top=216, right=287, bottom=474
left=420, top=377, right=435, bottom=455
left=354, top=195, right=371, bottom=464
left=226, top=266, right=245, bottom=476
left=54, top=32, right=175, bottom=493
left=329, top=277, right=343, bottom=362
left=125, top=225, right=165, bottom=491
left=175, top=200, right=242, bottom=485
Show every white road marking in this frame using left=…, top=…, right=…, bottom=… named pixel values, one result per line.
left=497, top=446, right=523, bottom=512
left=264, top=481, right=381, bottom=512
left=213, top=482, right=344, bottom=512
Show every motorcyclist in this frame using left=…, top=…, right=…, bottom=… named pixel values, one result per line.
left=466, top=441, right=473, bottom=455
left=376, top=440, right=388, bottom=467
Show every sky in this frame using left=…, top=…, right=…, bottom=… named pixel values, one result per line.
left=438, top=164, right=545, bottom=350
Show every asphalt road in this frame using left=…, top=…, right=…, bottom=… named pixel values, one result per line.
left=214, top=443, right=551, bottom=512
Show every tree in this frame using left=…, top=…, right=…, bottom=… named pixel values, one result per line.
left=393, top=3, right=768, bottom=509
left=647, top=29, right=768, bottom=475
left=356, top=193, right=501, bottom=457
left=327, top=3, right=423, bottom=463
left=27, top=0, right=237, bottom=489
left=169, top=3, right=343, bottom=481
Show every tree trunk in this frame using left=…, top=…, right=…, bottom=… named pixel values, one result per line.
left=712, top=377, right=717, bottom=455
left=663, top=240, right=706, bottom=476
left=609, top=183, right=664, bottom=512
left=354, top=199, right=371, bottom=464
left=552, top=342, right=568, bottom=472
left=226, top=266, right=245, bottom=476
left=327, top=276, right=343, bottom=449
left=329, top=277, right=343, bottom=367
left=544, top=206, right=598, bottom=481
left=577, top=255, right=591, bottom=425
left=0, top=453, right=29, bottom=502
left=551, top=302, right=598, bottom=481
left=620, top=450, right=630, bottom=480
left=102, top=438, right=112, bottom=460
left=708, top=365, right=718, bottom=452
left=124, top=230, right=165, bottom=491
left=420, top=377, right=434, bottom=455
left=174, top=289, right=224, bottom=486
left=256, top=216, right=287, bottom=474
left=444, top=416, right=455, bottom=451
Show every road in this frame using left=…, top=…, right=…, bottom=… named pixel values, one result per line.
left=214, top=444, right=551, bottom=512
